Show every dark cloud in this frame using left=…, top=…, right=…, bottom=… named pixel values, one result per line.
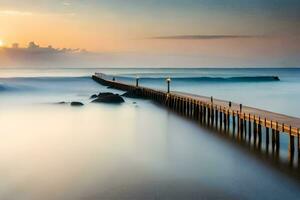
left=0, top=41, right=92, bottom=67
left=148, top=35, right=263, bottom=40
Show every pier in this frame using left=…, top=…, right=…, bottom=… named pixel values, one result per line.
left=92, top=73, right=300, bottom=166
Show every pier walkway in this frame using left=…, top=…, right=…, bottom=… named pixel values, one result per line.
left=92, top=73, right=300, bottom=164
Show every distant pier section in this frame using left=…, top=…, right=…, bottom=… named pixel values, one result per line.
left=92, top=73, right=300, bottom=165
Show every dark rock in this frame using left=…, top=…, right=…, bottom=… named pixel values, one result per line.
left=92, top=93, right=124, bottom=104
left=90, top=94, right=98, bottom=99
left=121, top=89, right=143, bottom=99
left=71, top=102, right=84, bottom=106
left=98, top=92, right=115, bottom=97
left=56, top=101, right=67, bottom=104
left=107, top=86, right=115, bottom=89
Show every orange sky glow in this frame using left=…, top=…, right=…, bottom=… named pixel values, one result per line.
left=0, top=0, right=299, bottom=67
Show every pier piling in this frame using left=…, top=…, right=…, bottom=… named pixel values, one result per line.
left=92, top=73, right=300, bottom=166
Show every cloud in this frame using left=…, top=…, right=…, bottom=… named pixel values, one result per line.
left=0, top=9, right=75, bottom=17
left=0, top=10, right=33, bottom=16
left=0, top=41, right=93, bottom=67
left=148, top=35, right=263, bottom=40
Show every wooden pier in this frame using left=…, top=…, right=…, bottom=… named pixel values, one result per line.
left=92, top=73, right=300, bottom=165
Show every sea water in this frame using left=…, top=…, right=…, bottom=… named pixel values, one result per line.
left=0, top=68, right=300, bottom=200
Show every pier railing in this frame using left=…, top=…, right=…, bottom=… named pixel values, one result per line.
left=92, top=73, right=300, bottom=165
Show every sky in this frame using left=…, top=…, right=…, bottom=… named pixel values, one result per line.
left=0, top=0, right=299, bottom=67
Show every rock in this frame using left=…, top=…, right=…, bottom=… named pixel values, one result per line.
left=71, top=102, right=84, bottom=106
left=90, top=94, right=98, bottom=99
left=98, top=92, right=115, bottom=97
left=92, top=93, right=125, bottom=104
left=56, top=101, right=67, bottom=104
left=121, top=89, right=143, bottom=98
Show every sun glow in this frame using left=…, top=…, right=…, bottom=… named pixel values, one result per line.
left=0, top=40, right=4, bottom=47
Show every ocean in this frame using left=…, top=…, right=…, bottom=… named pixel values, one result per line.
left=0, top=67, right=300, bottom=200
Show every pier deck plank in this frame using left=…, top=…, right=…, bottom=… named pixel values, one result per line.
left=174, top=91, right=300, bottom=136
left=93, top=74, right=300, bottom=136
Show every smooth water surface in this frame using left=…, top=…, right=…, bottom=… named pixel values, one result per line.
left=0, top=68, right=300, bottom=199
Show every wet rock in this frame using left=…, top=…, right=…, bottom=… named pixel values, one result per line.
left=121, top=89, right=143, bottom=98
left=71, top=102, right=84, bottom=106
left=98, top=92, right=115, bottom=96
left=56, top=101, right=67, bottom=104
left=90, top=94, right=98, bottom=99
left=92, top=93, right=124, bottom=104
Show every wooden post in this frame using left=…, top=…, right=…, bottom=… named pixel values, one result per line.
left=183, top=99, right=186, bottom=116
left=211, top=105, right=215, bottom=126
left=195, top=101, right=198, bottom=120
left=183, top=98, right=185, bottom=113
left=189, top=99, right=191, bottom=117
left=200, top=103, right=203, bottom=123
left=192, top=100, right=195, bottom=119
left=210, top=104, right=213, bottom=126
left=224, top=108, right=228, bottom=131
left=198, top=102, right=202, bottom=121
left=172, top=96, right=174, bottom=108
left=210, top=97, right=214, bottom=125
left=191, top=100, right=194, bottom=118
left=178, top=98, right=181, bottom=114
left=192, top=100, right=195, bottom=118
left=207, top=104, right=211, bottom=125
left=215, top=107, right=219, bottom=128
left=173, top=97, right=176, bottom=111
left=298, top=128, right=300, bottom=161
left=289, top=125, right=295, bottom=165
left=240, top=114, right=244, bottom=139
left=220, top=107, right=223, bottom=130
left=185, top=99, right=188, bottom=116
left=186, top=99, right=189, bottom=117
left=237, top=111, right=240, bottom=134
left=258, top=117, right=262, bottom=149
left=203, top=104, right=207, bottom=124
left=253, top=117, right=257, bottom=146
left=177, top=97, right=180, bottom=112
left=227, top=110, right=230, bottom=132
left=203, top=103, right=206, bottom=123
left=271, top=121, right=276, bottom=152
left=248, top=114, right=252, bottom=142
left=194, top=101, right=198, bottom=120
left=232, top=113, right=236, bottom=135
left=207, top=104, right=210, bottom=124
left=243, top=113, right=247, bottom=139
left=182, top=98, right=185, bottom=115
left=276, top=122, right=280, bottom=153
left=265, top=118, right=269, bottom=152
left=189, top=99, right=192, bottom=118
left=203, top=103, right=207, bottom=124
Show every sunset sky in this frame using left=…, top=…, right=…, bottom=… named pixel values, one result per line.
left=0, top=0, right=299, bottom=67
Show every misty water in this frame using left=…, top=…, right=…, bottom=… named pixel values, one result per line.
left=0, top=68, right=300, bottom=200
